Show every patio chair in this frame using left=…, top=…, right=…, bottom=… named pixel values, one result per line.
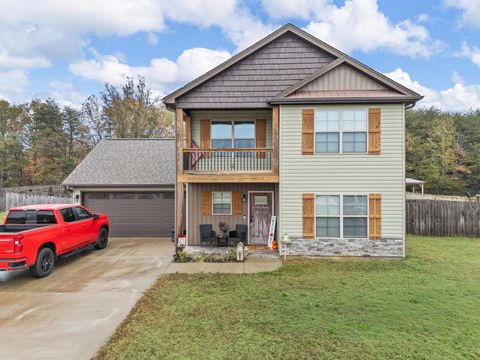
left=228, top=224, right=247, bottom=246
left=200, top=224, right=216, bottom=246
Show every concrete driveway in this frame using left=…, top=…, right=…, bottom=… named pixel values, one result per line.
left=0, top=237, right=173, bottom=360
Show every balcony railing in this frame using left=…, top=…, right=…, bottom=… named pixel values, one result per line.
left=183, top=148, right=273, bottom=172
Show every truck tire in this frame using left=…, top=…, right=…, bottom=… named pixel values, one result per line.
left=95, top=228, right=109, bottom=250
left=30, top=247, right=55, bottom=278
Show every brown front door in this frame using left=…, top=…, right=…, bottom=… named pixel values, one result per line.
left=249, top=192, right=273, bottom=244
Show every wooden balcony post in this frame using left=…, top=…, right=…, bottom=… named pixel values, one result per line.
left=175, top=108, right=185, bottom=241
left=272, top=105, right=279, bottom=176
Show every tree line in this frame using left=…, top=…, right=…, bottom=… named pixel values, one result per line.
left=0, top=77, right=173, bottom=187
left=1, top=78, right=479, bottom=196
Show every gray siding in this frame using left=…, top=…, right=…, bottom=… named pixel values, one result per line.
left=295, top=64, right=387, bottom=93
left=279, top=104, right=405, bottom=256
left=187, top=183, right=275, bottom=245
left=176, top=33, right=335, bottom=108
left=190, top=110, right=272, bottom=147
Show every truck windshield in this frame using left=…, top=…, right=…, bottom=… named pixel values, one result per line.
left=5, top=210, right=57, bottom=224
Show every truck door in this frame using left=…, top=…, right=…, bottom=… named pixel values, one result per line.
left=73, top=207, right=96, bottom=243
left=59, top=207, right=83, bottom=250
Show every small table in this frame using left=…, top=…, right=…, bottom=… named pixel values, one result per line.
left=216, top=234, right=229, bottom=247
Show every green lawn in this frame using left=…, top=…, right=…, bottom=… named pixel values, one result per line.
left=96, top=236, right=480, bottom=360
left=0, top=212, right=5, bottom=223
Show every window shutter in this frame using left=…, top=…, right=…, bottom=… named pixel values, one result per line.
left=200, top=119, right=211, bottom=148
left=232, top=191, right=243, bottom=215
left=255, top=119, right=266, bottom=159
left=369, top=194, right=381, bottom=240
left=302, top=109, right=314, bottom=155
left=368, top=108, right=381, bottom=154
left=302, top=193, right=315, bottom=239
left=202, top=191, right=212, bottom=215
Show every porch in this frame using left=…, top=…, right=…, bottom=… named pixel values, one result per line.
left=184, top=183, right=278, bottom=247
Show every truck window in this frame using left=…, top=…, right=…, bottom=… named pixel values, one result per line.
left=73, top=207, right=93, bottom=220
left=5, top=210, right=26, bottom=224
left=5, top=210, right=56, bottom=224
left=60, top=208, right=76, bottom=223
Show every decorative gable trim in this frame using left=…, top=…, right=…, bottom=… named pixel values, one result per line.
left=271, top=57, right=422, bottom=103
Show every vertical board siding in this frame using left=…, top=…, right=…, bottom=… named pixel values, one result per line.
left=279, top=104, right=404, bottom=240
left=298, top=64, right=387, bottom=92
left=406, top=199, right=480, bottom=237
left=191, top=110, right=273, bottom=147
left=188, top=183, right=275, bottom=245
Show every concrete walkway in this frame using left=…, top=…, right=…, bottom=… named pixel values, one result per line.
left=165, top=256, right=282, bottom=274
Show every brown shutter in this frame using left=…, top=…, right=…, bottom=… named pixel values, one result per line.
left=232, top=191, right=243, bottom=215
left=368, top=108, right=381, bottom=154
left=302, top=109, right=314, bottom=155
left=255, top=119, right=266, bottom=158
left=369, top=194, right=382, bottom=240
left=202, top=191, right=212, bottom=215
left=302, top=193, right=315, bottom=239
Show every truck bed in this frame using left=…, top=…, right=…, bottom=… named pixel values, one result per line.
left=0, top=224, right=52, bottom=233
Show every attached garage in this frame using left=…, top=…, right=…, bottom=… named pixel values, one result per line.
left=82, top=191, right=174, bottom=237
left=63, top=139, right=176, bottom=238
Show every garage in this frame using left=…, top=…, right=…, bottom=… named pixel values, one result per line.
left=83, top=191, right=174, bottom=237
left=63, top=139, right=176, bottom=238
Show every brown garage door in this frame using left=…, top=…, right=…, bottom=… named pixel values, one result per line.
left=82, top=192, right=174, bottom=237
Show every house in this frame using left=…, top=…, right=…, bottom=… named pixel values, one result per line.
left=163, top=23, right=422, bottom=257
left=63, top=139, right=175, bottom=237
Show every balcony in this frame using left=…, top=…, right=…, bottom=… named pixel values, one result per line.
left=183, top=148, right=273, bottom=173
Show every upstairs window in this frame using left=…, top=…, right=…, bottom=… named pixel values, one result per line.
left=211, top=121, right=255, bottom=150
left=315, top=109, right=367, bottom=153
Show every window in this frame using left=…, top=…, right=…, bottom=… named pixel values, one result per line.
left=73, top=207, right=93, bottom=220
left=315, top=109, right=367, bottom=153
left=60, top=208, right=76, bottom=223
left=5, top=210, right=56, bottom=224
left=315, top=111, right=339, bottom=153
left=315, top=195, right=368, bottom=238
left=343, top=111, right=367, bottom=153
left=212, top=192, right=232, bottom=215
left=211, top=121, right=255, bottom=155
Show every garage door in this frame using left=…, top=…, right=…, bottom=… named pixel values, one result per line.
left=82, top=192, right=175, bottom=237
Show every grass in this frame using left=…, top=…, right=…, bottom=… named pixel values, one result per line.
left=0, top=212, right=5, bottom=223
left=96, top=236, right=480, bottom=360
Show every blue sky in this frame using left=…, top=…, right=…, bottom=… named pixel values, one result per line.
left=0, top=0, right=479, bottom=111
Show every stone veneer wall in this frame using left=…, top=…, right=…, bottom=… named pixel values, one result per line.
left=286, top=237, right=404, bottom=257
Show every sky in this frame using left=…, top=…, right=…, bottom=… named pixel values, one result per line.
left=0, top=0, right=479, bottom=112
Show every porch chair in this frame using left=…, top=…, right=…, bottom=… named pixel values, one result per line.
left=228, top=224, right=247, bottom=246
left=199, top=224, right=216, bottom=246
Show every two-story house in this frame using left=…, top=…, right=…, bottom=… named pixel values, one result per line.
left=163, top=24, right=422, bottom=257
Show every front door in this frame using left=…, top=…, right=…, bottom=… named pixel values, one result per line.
left=249, top=192, right=273, bottom=244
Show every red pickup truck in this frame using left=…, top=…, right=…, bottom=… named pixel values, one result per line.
left=0, top=204, right=109, bottom=278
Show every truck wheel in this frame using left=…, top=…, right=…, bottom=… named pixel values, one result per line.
left=95, top=228, right=109, bottom=250
left=30, top=247, right=55, bottom=278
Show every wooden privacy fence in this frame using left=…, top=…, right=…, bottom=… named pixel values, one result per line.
left=406, top=198, right=480, bottom=237
left=0, top=185, right=69, bottom=211
left=5, top=192, right=72, bottom=210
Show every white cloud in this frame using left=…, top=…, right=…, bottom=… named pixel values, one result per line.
left=455, top=42, right=480, bottom=68
left=48, top=80, right=87, bottom=109
left=262, top=0, right=442, bottom=58
left=69, top=47, right=232, bottom=95
left=0, top=70, right=30, bottom=102
left=386, top=68, right=480, bottom=112
left=443, top=0, right=480, bottom=28
left=0, top=0, right=269, bottom=70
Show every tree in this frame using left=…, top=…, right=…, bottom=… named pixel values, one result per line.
left=100, top=76, right=173, bottom=138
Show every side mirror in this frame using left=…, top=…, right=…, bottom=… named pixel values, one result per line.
left=93, top=213, right=100, bottom=220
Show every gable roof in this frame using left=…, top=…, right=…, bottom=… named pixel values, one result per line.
left=270, top=57, right=421, bottom=104
left=62, top=139, right=175, bottom=187
left=163, top=23, right=422, bottom=108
